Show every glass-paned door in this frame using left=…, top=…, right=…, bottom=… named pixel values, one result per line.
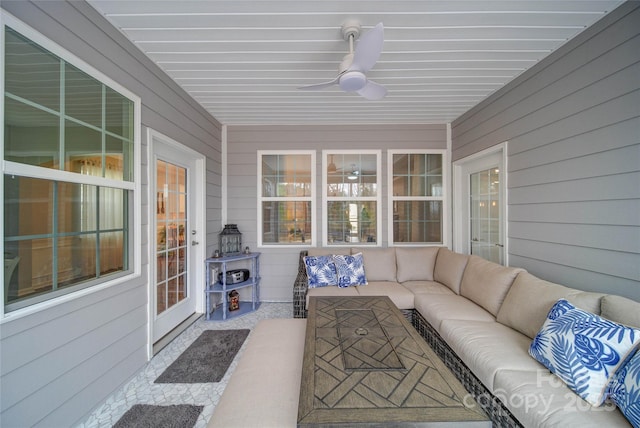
left=156, top=160, right=188, bottom=316
left=469, top=167, right=503, bottom=264
left=151, top=132, right=203, bottom=344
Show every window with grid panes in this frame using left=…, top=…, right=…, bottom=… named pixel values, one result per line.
left=2, top=20, right=139, bottom=313
left=324, top=151, right=381, bottom=246
left=389, top=151, right=445, bottom=244
left=258, top=151, right=314, bottom=246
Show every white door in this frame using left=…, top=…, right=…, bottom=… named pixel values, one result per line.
left=453, top=144, right=507, bottom=265
left=150, top=130, right=205, bottom=343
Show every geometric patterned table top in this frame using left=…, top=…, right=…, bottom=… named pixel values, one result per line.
left=298, top=296, right=490, bottom=427
left=336, top=308, right=405, bottom=370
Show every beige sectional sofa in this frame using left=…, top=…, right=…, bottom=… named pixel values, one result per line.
left=292, top=246, right=639, bottom=427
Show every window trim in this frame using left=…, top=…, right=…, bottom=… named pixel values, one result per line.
left=1, top=12, right=142, bottom=320
left=257, top=150, right=316, bottom=248
left=387, top=149, right=448, bottom=247
left=323, top=150, right=382, bottom=247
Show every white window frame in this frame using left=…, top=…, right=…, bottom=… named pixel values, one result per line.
left=323, top=150, right=382, bottom=247
left=0, top=12, right=141, bottom=320
left=257, top=150, right=316, bottom=247
left=387, top=149, right=448, bottom=247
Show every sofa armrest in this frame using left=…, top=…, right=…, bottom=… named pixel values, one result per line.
left=293, top=250, right=309, bottom=318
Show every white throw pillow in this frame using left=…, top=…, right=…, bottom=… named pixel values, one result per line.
left=303, top=255, right=337, bottom=288
left=607, top=348, right=640, bottom=427
left=333, top=253, right=367, bottom=287
left=529, top=299, right=640, bottom=406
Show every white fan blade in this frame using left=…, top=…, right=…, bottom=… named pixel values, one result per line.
left=298, top=77, right=339, bottom=91
left=357, top=80, right=387, bottom=100
left=350, top=22, right=384, bottom=73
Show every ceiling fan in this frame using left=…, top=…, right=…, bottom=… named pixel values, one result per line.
left=347, top=164, right=360, bottom=180
left=327, top=156, right=361, bottom=179
left=298, top=20, right=387, bottom=100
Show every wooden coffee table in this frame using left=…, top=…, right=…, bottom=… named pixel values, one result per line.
left=298, top=296, right=490, bottom=427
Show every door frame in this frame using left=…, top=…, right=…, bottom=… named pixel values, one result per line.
left=146, top=128, right=206, bottom=358
left=452, top=142, right=508, bottom=264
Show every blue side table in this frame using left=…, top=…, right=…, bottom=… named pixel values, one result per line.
left=205, top=252, right=261, bottom=321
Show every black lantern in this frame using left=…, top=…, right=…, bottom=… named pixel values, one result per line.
left=219, top=224, right=242, bottom=255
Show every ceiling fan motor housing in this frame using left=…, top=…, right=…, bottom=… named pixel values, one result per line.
left=339, top=70, right=367, bottom=92
left=341, top=20, right=361, bottom=41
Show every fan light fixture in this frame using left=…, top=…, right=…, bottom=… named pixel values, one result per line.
left=348, top=164, right=359, bottom=180
left=339, top=71, right=367, bottom=92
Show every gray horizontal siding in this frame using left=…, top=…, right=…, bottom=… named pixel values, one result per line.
left=509, top=222, right=639, bottom=254
left=452, top=2, right=640, bottom=301
left=509, top=144, right=639, bottom=188
left=508, top=199, right=640, bottom=226
left=509, top=255, right=639, bottom=299
left=508, top=172, right=640, bottom=205
left=452, top=4, right=640, bottom=149
left=508, top=118, right=638, bottom=171
left=0, top=1, right=221, bottom=427
left=227, top=124, right=447, bottom=301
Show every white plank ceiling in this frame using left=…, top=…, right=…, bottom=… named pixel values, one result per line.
left=87, top=0, right=624, bottom=125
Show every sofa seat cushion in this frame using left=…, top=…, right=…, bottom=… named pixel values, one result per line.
left=306, top=285, right=359, bottom=309
left=439, top=320, right=543, bottom=391
left=493, top=369, right=631, bottom=428
left=355, top=281, right=415, bottom=310
left=414, top=294, right=495, bottom=332
left=395, top=246, right=440, bottom=282
left=208, top=319, right=306, bottom=428
left=460, top=255, right=524, bottom=316
left=497, top=271, right=604, bottom=339
left=401, top=280, right=455, bottom=296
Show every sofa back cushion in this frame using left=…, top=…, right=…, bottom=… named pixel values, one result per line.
left=497, top=272, right=603, bottom=339
left=460, top=255, right=524, bottom=317
left=395, top=247, right=440, bottom=282
left=352, top=247, right=396, bottom=282
left=433, top=248, right=468, bottom=294
left=307, top=247, right=351, bottom=257
left=601, top=294, right=640, bottom=329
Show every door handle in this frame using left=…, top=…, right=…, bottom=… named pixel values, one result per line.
left=192, top=241, right=199, bottom=246
left=495, top=243, right=504, bottom=247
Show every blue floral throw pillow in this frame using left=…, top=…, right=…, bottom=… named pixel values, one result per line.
left=607, top=350, right=640, bottom=427
left=303, top=255, right=337, bottom=288
left=529, top=299, right=640, bottom=406
left=332, top=253, right=367, bottom=288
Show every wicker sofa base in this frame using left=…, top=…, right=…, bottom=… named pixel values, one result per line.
left=412, top=310, right=523, bottom=428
